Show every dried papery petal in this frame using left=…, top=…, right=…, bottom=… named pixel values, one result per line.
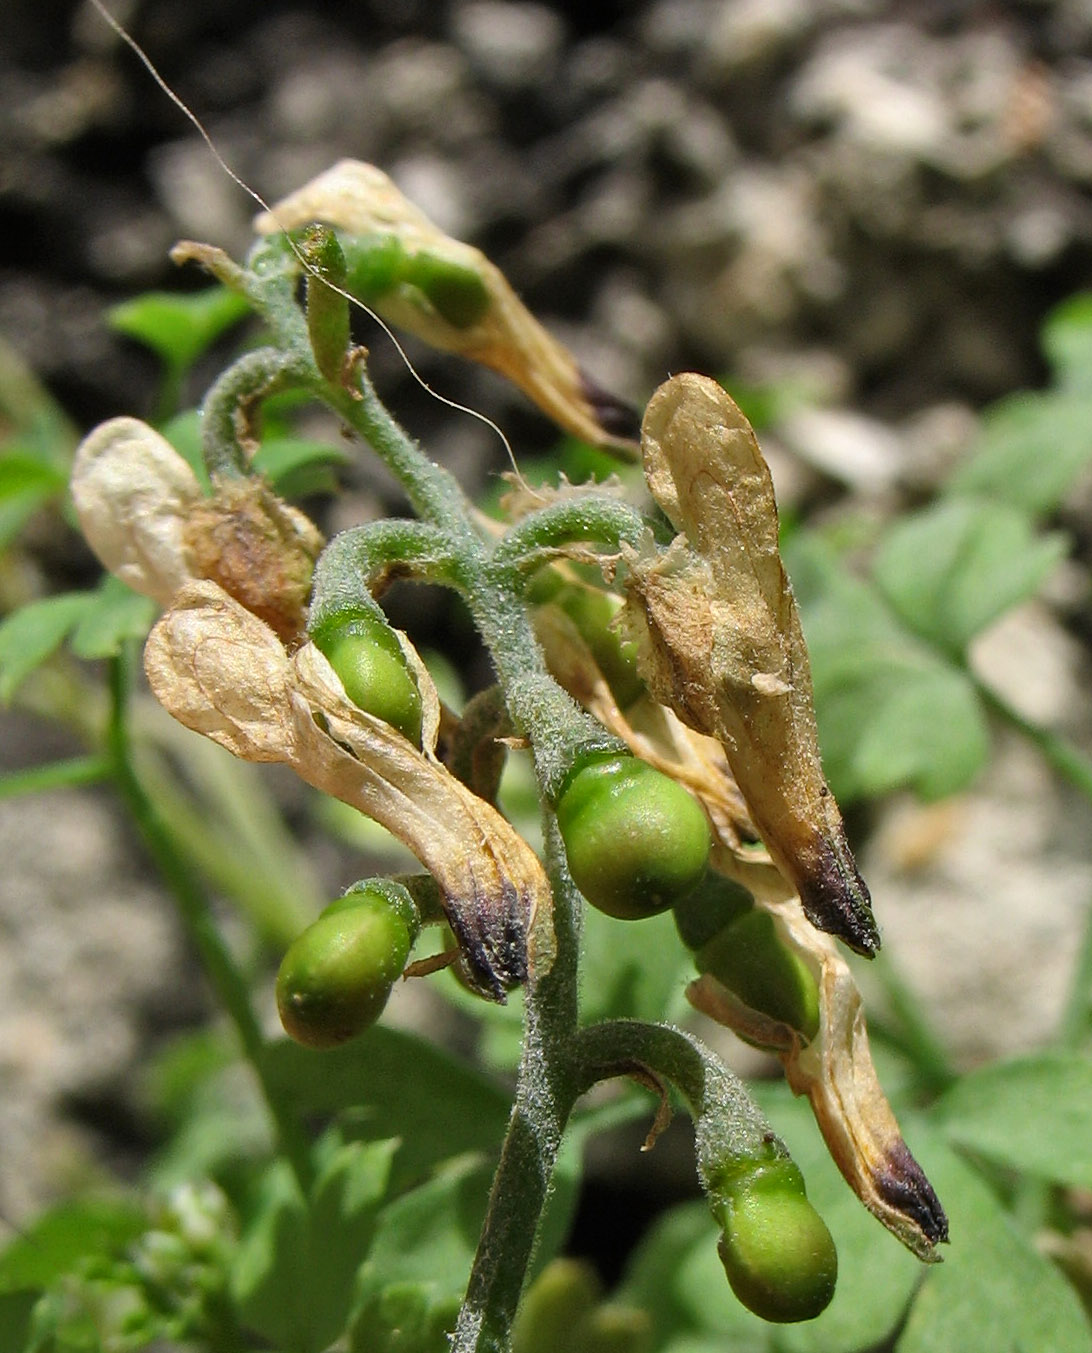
left=688, top=900, right=948, bottom=1261
left=497, top=471, right=630, bottom=525
left=254, top=160, right=638, bottom=454
left=533, top=603, right=792, bottom=904
left=623, top=373, right=879, bottom=955
left=71, top=417, right=202, bottom=605
left=144, top=581, right=553, bottom=996
left=184, top=477, right=323, bottom=644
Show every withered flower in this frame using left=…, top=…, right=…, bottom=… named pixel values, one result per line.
left=143, top=582, right=554, bottom=997
left=254, top=159, right=639, bottom=454
left=71, top=417, right=322, bottom=643
left=688, top=901, right=948, bottom=1261
left=621, top=373, right=880, bottom=957
left=70, top=417, right=552, bottom=998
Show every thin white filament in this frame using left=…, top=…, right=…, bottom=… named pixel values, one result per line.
left=85, top=0, right=531, bottom=490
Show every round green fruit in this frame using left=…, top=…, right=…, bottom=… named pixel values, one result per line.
left=409, top=252, right=491, bottom=328
left=714, top=1160, right=837, bottom=1323
left=276, top=885, right=416, bottom=1049
left=556, top=754, right=711, bottom=920
left=697, top=909, right=821, bottom=1042
left=313, top=610, right=423, bottom=744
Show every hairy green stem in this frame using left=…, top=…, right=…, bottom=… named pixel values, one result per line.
left=201, top=347, right=310, bottom=478
left=572, top=1019, right=780, bottom=1191
left=106, top=649, right=313, bottom=1192
left=491, top=495, right=647, bottom=576
left=308, top=518, right=462, bottom=632
left=452, top=822, right=582, bottom=1353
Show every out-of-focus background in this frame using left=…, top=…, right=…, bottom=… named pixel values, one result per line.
left=1, top=0, right=1091, bottom=1263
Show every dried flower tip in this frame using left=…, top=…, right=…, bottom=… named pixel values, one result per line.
left=689, top=898, right=947, bottom=1261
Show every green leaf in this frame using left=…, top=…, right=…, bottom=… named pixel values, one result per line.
left=0, top=1197, right=146, bottom=1294
left=138, top=1027, right=237, bottom=1128
left=68, top=574, right=158, bottom=660
left=786, top=534, right=989, bottom=802
left=934, top=1051, right=1092, bottom=1191
left=232, top=1139, right=396, bottom=1353
left=816, top=655, right=988, bottom=801
left=350, top=1154, right=494, bottom=1353
left=350, top=1281, right=461, bottom=1353
left=259, top=1028, right=511, bottom=1188
left=872, top=498, right=1067, bottom=653
left=0, top=453, right=67, bottom=500
left=0, top=1291, right=37, bottom=1348
left=145, top=1058, right=272, bottom=1192
left=252, top=435, right=351, bottom=497
left=0, top=453, right=68, bottom=547
left=0, top=592, right=93, bottom=702
left=109, top=287, right=250, bottom=373
left=949, top=390, right=1092, bottom=515
left=617, top=1203, right=770, bottom=1351
left=579, top=906, right=693, bottom=1026
left=1041, top=292, right=1092, bottom=393
left=230, top=1159, right=307, bottom=1348
left=896, top=1129, right=1091, bottom=1353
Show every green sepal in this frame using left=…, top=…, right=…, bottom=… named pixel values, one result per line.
left=299, top=224, right=352, bottom=384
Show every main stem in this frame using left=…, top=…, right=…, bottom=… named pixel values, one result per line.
left=452, top=822, right=583, bottom=1353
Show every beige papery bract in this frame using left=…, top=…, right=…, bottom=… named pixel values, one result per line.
left=143, top=582, right=554, bottom=996
left=254, top=159, right=637, bottom=454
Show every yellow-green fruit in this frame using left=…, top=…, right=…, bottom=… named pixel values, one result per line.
left=556, top=754, right=711, bottom=919
left=276, top=890, right=414, bottom=1049
left=314, top=613, right=423, bottom=744
left=557, top=585, right=644, bottom=709
left=697, top=909, right=820, bottom=1041
left=714, top=1160, right=837, bottom=1323
left=410, top=252, right=491, bottom=328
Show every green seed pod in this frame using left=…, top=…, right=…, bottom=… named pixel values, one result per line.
left=697, top=909, right=821, bottom=1042
left=556, top=753, right=711, bottom=920
left=276, top=880, right=419, bottom=1049
left=713, top=1159, right=837, bottom=1323
left=407, top=251, right=491, bottom=328
left=340, top=232, right=410, bottom=302
left=672, top=872, right=756, bottom=953
left=556, top=584, right=644, bottom=709
left=312, top=606, right=423, bottom=744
